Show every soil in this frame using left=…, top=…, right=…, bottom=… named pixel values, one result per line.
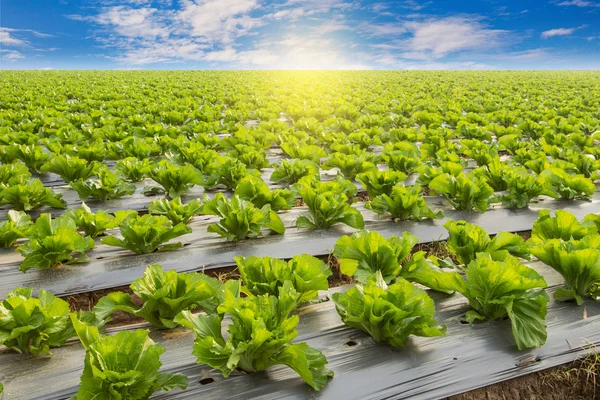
left=65, top=286, right=145, bottom=327
left=447, top=357, right=600, bottom=400
left=355, top=191, right=371, bottom=202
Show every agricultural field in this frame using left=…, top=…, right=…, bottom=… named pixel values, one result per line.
left=1, top=70, right=600, bottom=399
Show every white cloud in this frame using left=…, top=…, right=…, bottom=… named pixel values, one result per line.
left=95, top=6, right=170, bottom=37
left=177, top=0, right=261, bottom=43
left=541, top=25, right=585, bottom=38
left=402, top=17, right=508, bottom=58
left=359, top=22, right=407, bottom=37
left=401, top=1, right=431, bottom=11
left=0, top=28, right=28, bottom=46
left=0, top=49, right=25, bottom=60
left=556, top=0, right=600, bottom=7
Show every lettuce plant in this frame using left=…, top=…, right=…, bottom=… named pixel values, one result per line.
left=228, top=144, right=270, bottom=170
left=101, top=211, right=191, bottom=254
left=41, top=154, right=99, bottom=183
left=471, top=158, right=508, bottom=191
left=333, top=230, right=463, bottom=293
left=322, top=152, right=377, bottom=180
left=65, top=202, right=118, bottom=237
left=294, top=181, right=363, bottom=229
left=367, top=184, right=442, bottom=221
left=0, top=178, right=66, bottom=211
left=444, top=220, right=530, bottom=267
left=281, top=142, right=327, bottom=163
left=331, top=272, right=446, bottom=347
left=235, top=254, right=331, bottom=303
left=531, top=241, right=600, bottom=305
left=416, top=161, right=463, bottom=186
left=70, top=315, right=188, bottom=399
left=501, top=169, right=557, bottom=209
left=17, top=213, right=95, bottom=272
left=174, top=285, right=333, bottom=390
left=528, top=209, right=598, bottom=245
left=443, top=254, right=549, bottom=350
left=10, top=144, right=51, bottom=173
left=0, top=288, right=102, bottom=355
left=70, top=167, right=136, bottom=201
left=0, top=162, right=31, bottom=188
left=539, top=167, right=595, bottom=200
left=201, top=157, right=260, bottom=190
left=270, top=158, right=319, bottom=184
left=148, top=196, right=202, bottom=225
left=148, top=160, right=203, bottom=198
left=201, top=193, right=285, bottom=241
left=234, top=175, right=295, bottom=211
left=115, top=157, right=152, bottom=182
left=429, top=173, right=494, bottom=213
left=379, top=143, right=421, bottom=174
left=356, top=169, right=407, bottom=197
left=0, top=210, right=33, bottom=247
left=94, top=264, right=238, bottom=328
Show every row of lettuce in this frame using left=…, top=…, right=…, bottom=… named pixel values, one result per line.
left=1, top=122, right=599, bottom=216
left=2, top=163, right=599, bottom=273
left=1, top=209, right=600, bottom=397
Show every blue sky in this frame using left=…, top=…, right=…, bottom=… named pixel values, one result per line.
left=1, top=0, right=599, bottom=70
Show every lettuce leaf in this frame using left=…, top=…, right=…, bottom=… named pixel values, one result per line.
left=331, top=273, right=446, bottom=346
left=235, top=254, right=331, bottom=303
left=174, top=284, right=333, bottom=390
left=101, top=211, right=191, bottom=254
left=94, top=264, right=238, bottom=328
left=202, top=193, right=285, bottom=241
left=70, top=315, right=188, bottom=399
left=17, top=214, right=95, bottom=272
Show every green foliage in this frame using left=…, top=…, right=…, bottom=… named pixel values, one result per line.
left=322, top=152, right=377, bottom=180
left=0, top=288, right=102, bottom=355
left=294, top=180, right=364, bottom=229
left=356, top=169, right=407, bottom=197
left=0, top=162, right=31, bottom=188
left=529, top=209, right=598, bottom=245
left=201, top=193, right=285, bottom=241
left=202, top=157, right=260, bottom=190
left=65, top=202, right=118, bottom=237
left=148, top=160, right=202, bottom=198
left=333, top=230, right=463, bottom=293
left=0, top=210, right=33, bottom=247
left=174, top=285, right=333, bottom=390
left=70, top=315, right=188, bottom=399
left=234, top=175, right=296, bottom=211
left=331, top=273, right=446, bottom=347
left=501, top=169, right=556, bottom=209
left=539, top=168, right=596, bottom=200
left=70, top=167, right=136, bottom=201
left=367, top=184, right=443, bottom=221
left=281, top=142, right=327, bottom=163
left=101, top=211, right=191, bottom=254
left=453, top=254, right=549, bottom=350
left=94, top=264, right=238, bottom=328
left=41, top=155, right=99, bottom=183
left=416, top=161, right=463, bottom=186
left=148, top=196, right=202, bottom=225
left=10, top=144, right=51, bottom=174
left=115, top=157, right=152, bottom=182
left=17, top=214, right=95, bottom=272
left=235, top=254, right=331, bottom=303
left=270, top=158, right=319, bottom=184
left=0, top=178, right=66, bottom=211
left=444, top=220, right=530, bottom=267
left=228, top=144, right=270, bottom=170
left=429, top=173, right=494, bottom=213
